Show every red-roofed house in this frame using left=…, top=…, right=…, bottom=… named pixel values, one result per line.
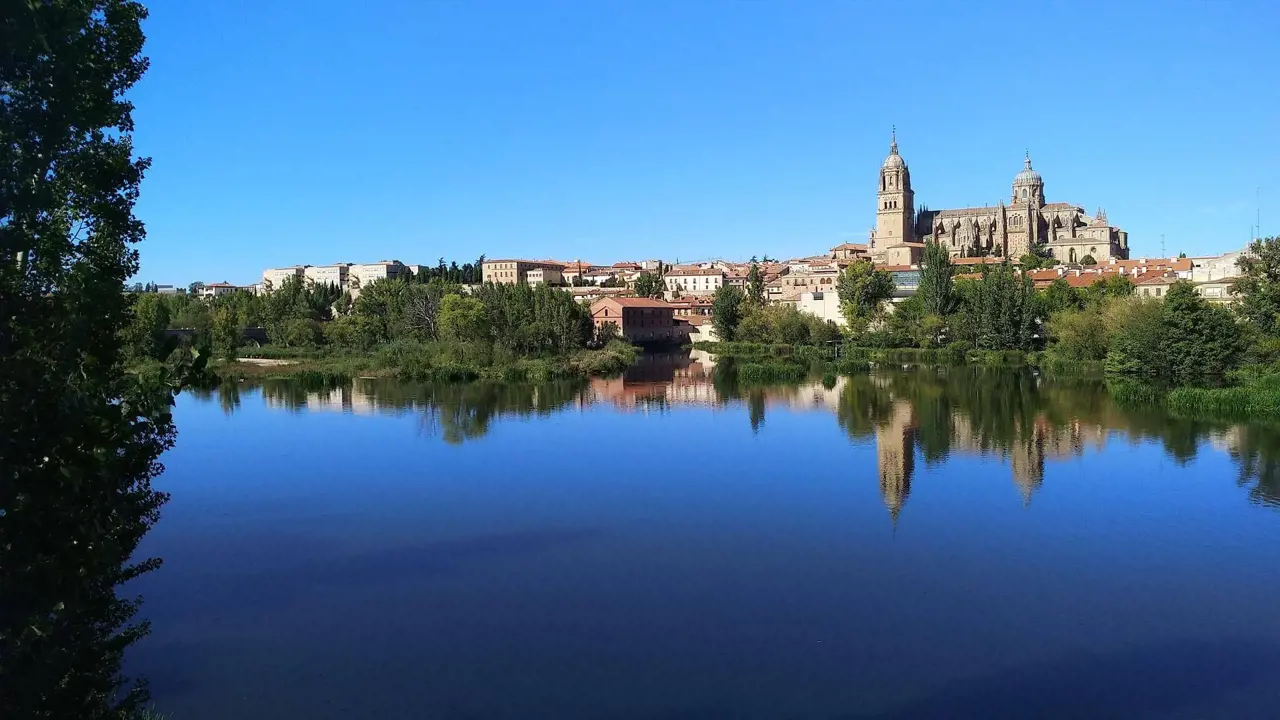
left=831, top=242, right=870, bottom=261
left=1135, top=270, right=1180, bottom=299
left=590, top=297, right=677, bottom=343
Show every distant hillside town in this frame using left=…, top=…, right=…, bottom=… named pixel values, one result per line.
left=167, top=137, right=1251, bottom=344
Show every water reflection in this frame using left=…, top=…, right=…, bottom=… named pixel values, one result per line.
left=206, top=355, right=1280, bottom=509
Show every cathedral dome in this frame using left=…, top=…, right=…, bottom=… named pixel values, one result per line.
left=1013, top=153, right=1042, bottom=185
left=882, top=128, right=906, bottom=169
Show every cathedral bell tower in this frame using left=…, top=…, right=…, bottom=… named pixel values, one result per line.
left=873, top=128, right=915, bottom=252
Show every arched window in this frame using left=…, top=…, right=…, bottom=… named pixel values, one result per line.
left=1021, top=188, right=1028, bottom=200
left=1069, top=248, right=1077, bottom=263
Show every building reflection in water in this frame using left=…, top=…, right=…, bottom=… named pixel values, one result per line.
left=224, top=356, right=1280, bottom=512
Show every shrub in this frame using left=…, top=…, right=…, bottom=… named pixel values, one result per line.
left=736, top=360, right=807, bottom=384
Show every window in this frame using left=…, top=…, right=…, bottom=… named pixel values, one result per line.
left=1022, top=188, right=1028, bottom=199
left=1155, top=288, right=1162, bottom=297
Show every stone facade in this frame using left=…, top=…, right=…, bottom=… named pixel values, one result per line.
left=869, top=132, right=1129, bottom=264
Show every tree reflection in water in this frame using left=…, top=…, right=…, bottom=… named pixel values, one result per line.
left=218, top=363, right=1280, bottom=508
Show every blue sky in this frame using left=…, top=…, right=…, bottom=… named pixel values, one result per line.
left=131, top=0, right=1279, bottom=285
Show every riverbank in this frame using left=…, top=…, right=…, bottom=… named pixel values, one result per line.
left=696, top=340, right=1280, bottom=422
left=215, top=339, right=638, bottom=384
left=1116, top=370, right=1280, bottom=425
left=692, top=340, right=1103, bottom=374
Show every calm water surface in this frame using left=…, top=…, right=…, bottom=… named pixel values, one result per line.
left=132, top=353, right=1280, bottom=719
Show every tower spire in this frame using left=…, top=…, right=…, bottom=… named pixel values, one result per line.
left=1024, top=150, right=1032, bottom=169
left=891, top=125, right=898, bottom=154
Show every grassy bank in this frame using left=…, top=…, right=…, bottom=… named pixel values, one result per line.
left=1108, top=370, right=1280, bottom=423
left=1164, top=371, right=1280, bottom=423
left=215, top=339, right=638, bottom=384
left=693, top=341, right=1104, bottom=374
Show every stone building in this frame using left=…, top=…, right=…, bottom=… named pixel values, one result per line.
left=481, top=259, right=564, bottom=286
left=869, top=132, right=1129, bottom=264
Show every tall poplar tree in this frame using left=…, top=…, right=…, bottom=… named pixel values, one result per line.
left=2, top=3, right=178, bottom=717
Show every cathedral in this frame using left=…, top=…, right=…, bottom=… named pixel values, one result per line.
left=869, top=131, right=1129, bottom=265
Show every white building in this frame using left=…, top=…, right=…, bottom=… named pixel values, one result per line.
left=793, top=290, right=845, bottom=326
left=348, top=260, right=408, bottom=296
left=197, top=282, right=248, bottom=298
left=304, top=263, right=352, bottom=290
left=664, top=268, right=724, bottom=296
left=262, top=265, right=308, bottom=292
left=525, top=266, right=565, bottom=286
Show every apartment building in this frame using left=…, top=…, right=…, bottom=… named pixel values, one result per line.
left=776, top=266, right=839, bottom=300
left=304, top=263, right=352, bottom=290
left=482, top=259, right=565, bottom=285
left=262, top=265, right=308, bottom=292
left=349, top=261, right=407, bottom=294
left=524, top=266, right=565, bottom=286
left=663, top=267, right=724, bottom=296
left=667, top=295, right=714, bottom=317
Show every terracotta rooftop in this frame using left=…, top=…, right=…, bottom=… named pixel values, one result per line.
left=1063, top=274, right=1105, bottom=288
left=592, top=297, right=672, bottom=309
left=665, top=268, right=725, bottom=277
left=831, top=242, right=869, bottom=251
left=485, top=259, right=564, bottom=267
left=1134, top=269, right=1179, bottom=285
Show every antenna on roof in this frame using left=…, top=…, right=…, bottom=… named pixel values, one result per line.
left=1161, top=234, right=1165, bottom=258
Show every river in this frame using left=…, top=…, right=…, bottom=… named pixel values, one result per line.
left=131, top=352, right=1280, bottom=719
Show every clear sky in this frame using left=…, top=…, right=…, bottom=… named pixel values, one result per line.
left=131, top=0, right=1279, bottom=285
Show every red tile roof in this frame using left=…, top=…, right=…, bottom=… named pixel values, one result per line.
left=665, top=268, right=725, bottom=277
left=1134, top=269, right=1179, bottom=285
left=592, top=297, right=673, bottom=309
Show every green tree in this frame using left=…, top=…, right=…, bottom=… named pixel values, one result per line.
left=211, top=305, right=241, bottom=361
left=1, top=3, right=183, bottom=717
left=1018, top=248, right=1060, bottom=270
left=1080, top=274, right=1134, bottom=306
left=746, top=262, right=766, bottom=306
left=1080, top=254, right=1097, bottom=265
left=350, top=278, right=409, bottom=344
left=1233, top=236, right=1280, bottom=334
left=711, top=285, right=746, bottom=342
left=1040, top=278, right=1082, bottom=314
left=438, top=294, right=491, bottom=343
left=1046, top=304, right=1109, bottom=362
left=837, top=261, right=895, bottom=329
left=1104, top=297, right=1165, bottom=375
left=965, top=263, right=1036, bottom=351
left=736, top=303, right=812, bottom=345
left=281, top=318, right=323, bottom=348
left=632, top=271, right=664, bottom=299
left=1158, top=281, right=1242, bottom=378
left=917, top=242, right=956, bottom=315
left=123, top=293, right=171, bottom=361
